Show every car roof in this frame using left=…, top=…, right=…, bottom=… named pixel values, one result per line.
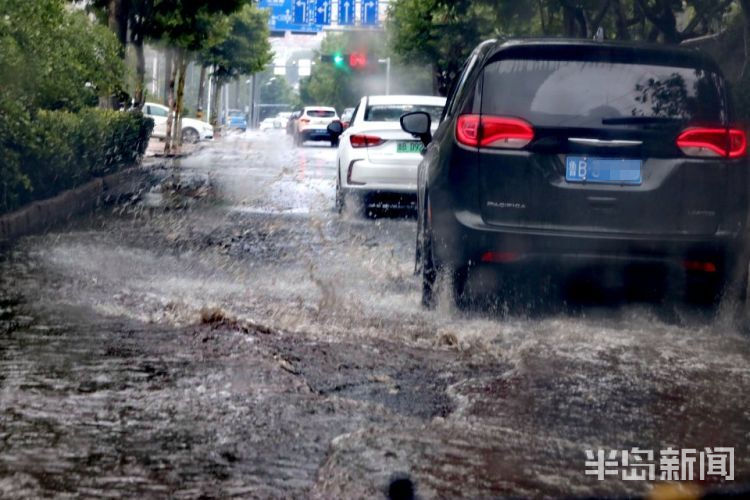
left=304, top=106, right=336, bottom=112
left=485, top=38, right=721, bottom=73
left=366, top=95, right=446, bottom=106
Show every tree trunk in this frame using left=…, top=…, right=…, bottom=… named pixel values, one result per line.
left=562, top=6, right=576, bottom=37
left=133, top=29, right=145, bottom=110
left=107, top=0, right=128, bottom=55
left=196, top=65, right=207, bottom=120
left=163, top=50, right=179, bottom=156
left=635, top=0, right=681, bottom=44
left=163, top=49, right=173, bottom=105
left=211, top=77, right=222, bottom=134
left=171, top=53, right=189, bottom=152
left=741, top=0, right=750, bottom=79
left=612, top=0, right=630, bottom=40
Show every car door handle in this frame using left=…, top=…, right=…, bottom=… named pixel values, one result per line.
left=568, top=138, right=642, bottom=147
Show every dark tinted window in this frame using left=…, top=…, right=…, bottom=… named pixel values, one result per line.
left=306, top=110, right=336, bottom=117
left=482, top=59, right=725, bottom=127
left=365, top=105, right=443, bottom=122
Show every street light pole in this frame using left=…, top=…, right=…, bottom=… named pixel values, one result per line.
left=378, top=57, right=391, bottom=95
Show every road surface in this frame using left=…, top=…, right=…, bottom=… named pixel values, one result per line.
left=1, top=130, right=749, bottom=498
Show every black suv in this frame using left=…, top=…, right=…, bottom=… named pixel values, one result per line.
left=401, top=39, right=748, bottom=309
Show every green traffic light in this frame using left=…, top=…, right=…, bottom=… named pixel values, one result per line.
left=333, top=52, right=345, bottom=66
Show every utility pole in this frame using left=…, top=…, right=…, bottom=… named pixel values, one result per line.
left=378, top=57, right=391, bottom=95
left=250, top=74, right=257, bottom=129
left=207, top=75, right=213, bottom=124
left=223, top=84, right=229, bottom=126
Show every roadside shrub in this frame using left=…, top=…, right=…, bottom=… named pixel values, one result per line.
left=0, top=95, right=32, bottom=213
left=0, top=108, right=153, bottom=214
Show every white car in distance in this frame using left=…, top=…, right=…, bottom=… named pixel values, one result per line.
left=144, top=102, right=213, bottom=143
left=332, top=95, right=446, bottom=213
left=294, top=106, right=340, bottom=146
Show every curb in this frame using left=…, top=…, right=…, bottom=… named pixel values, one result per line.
left=0, top=164, right=161, bottom=244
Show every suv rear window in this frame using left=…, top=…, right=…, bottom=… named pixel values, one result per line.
left=482, top=59, right=725, bottom=127
left=306, top=110, right=335, bottom=117
left=365, top=105, right=443, bottom=123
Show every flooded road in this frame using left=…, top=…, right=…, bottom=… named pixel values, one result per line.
left=2, top=130, right=749, bottom=498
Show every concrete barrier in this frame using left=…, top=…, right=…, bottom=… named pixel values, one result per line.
left=0, top=165, right=156, bottom=244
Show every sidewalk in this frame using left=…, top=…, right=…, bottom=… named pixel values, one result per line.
left=146, top=138, right=202, bottom=158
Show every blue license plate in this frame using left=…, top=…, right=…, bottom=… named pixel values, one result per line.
left=565, top=156, right=642, bottom=185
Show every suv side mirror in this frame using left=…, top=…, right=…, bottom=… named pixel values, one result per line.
left=327, top=120, right=344, bottom=136
left=400, top=111, right=432, bottom=146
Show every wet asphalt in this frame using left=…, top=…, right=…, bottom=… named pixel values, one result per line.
left=1, top=130, right=749, bottom=498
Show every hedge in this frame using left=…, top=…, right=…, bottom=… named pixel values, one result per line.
left=0, top=106, right=153, bottom=215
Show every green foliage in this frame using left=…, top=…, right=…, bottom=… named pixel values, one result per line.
left=300, top=32, right=399, bottom=112
left=0, top=0, right=125, bottom=111
left=387, top=0, right=745, bottom=94
left=387, top=0, right=519, bottom=94
left=260, top=76, right=297, bottom=106
left=0, top=0, right=148, bottom=214
left=200, top=3, right=273, bottom=85
left=0, top=107, right=153, bottom=214
left=147, top=0, right=249, bottom=52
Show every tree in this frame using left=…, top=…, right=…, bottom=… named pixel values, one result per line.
left=298, top=31, right=430, bottom=111
left=1, top=0, right=129, bottom=212
left=2, top=0, right=124, bottom=112
left=387, top=0, right=744, bottom=94
left=199, top=3, right=273, bottom=129
left=260, top=76, right=297, bottom=107
left=144, top=0, right=251, bottom=153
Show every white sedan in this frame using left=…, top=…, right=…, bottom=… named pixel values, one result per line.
left=144, top=102, right=213, bottom=143
left=332, top=95, right=446, bottom=212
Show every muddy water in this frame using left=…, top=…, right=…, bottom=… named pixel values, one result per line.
left=1, top=130, right=749, bottom=498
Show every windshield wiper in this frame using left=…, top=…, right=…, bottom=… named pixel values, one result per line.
left=601, top=116, right=683, bottom=126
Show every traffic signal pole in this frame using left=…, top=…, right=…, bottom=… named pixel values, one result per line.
left=378, top=57, right=391, bottom=95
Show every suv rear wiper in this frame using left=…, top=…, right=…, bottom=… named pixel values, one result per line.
left=601, top=116, right=683, bottom=126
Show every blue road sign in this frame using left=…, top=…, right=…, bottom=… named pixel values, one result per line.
left=338, top=0, right=354, bottom=25
left=292, top=0, right=307, bottom=24
left=361, top=0, right=378, bottom=26
left=259, top=0, right=322, bottom=33
left=314, top=0, right=331, bottom=25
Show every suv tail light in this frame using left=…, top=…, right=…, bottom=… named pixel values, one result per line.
left=350, top=134, right=384, bottom=148
left=299, top=118, right=310, bottom=124
left=676, top=127, right=747, bottom=158
left=457, top=115, right=534, bottom=149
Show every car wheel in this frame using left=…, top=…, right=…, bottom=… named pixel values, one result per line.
left=335, top=174, right=345, bottom=214
left=181, top=127, right=199, bottom=144
left=414, top=223, right=423, bottom=276
left=718, top=256, right=750, bottom=327
left=421, top=219, right=438, bottom=309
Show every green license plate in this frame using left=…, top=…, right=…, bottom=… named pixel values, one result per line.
left=396, top=141, right=422, bottom=153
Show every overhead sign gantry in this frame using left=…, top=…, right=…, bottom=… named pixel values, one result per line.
left=259, top=0, right=381, bottom=34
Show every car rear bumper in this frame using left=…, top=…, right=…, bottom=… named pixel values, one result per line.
left=342, top=159, right=417, bottom=194
left=432, top=207, right=746, bottom=272
left=300, top=129, right=333, bottom=141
